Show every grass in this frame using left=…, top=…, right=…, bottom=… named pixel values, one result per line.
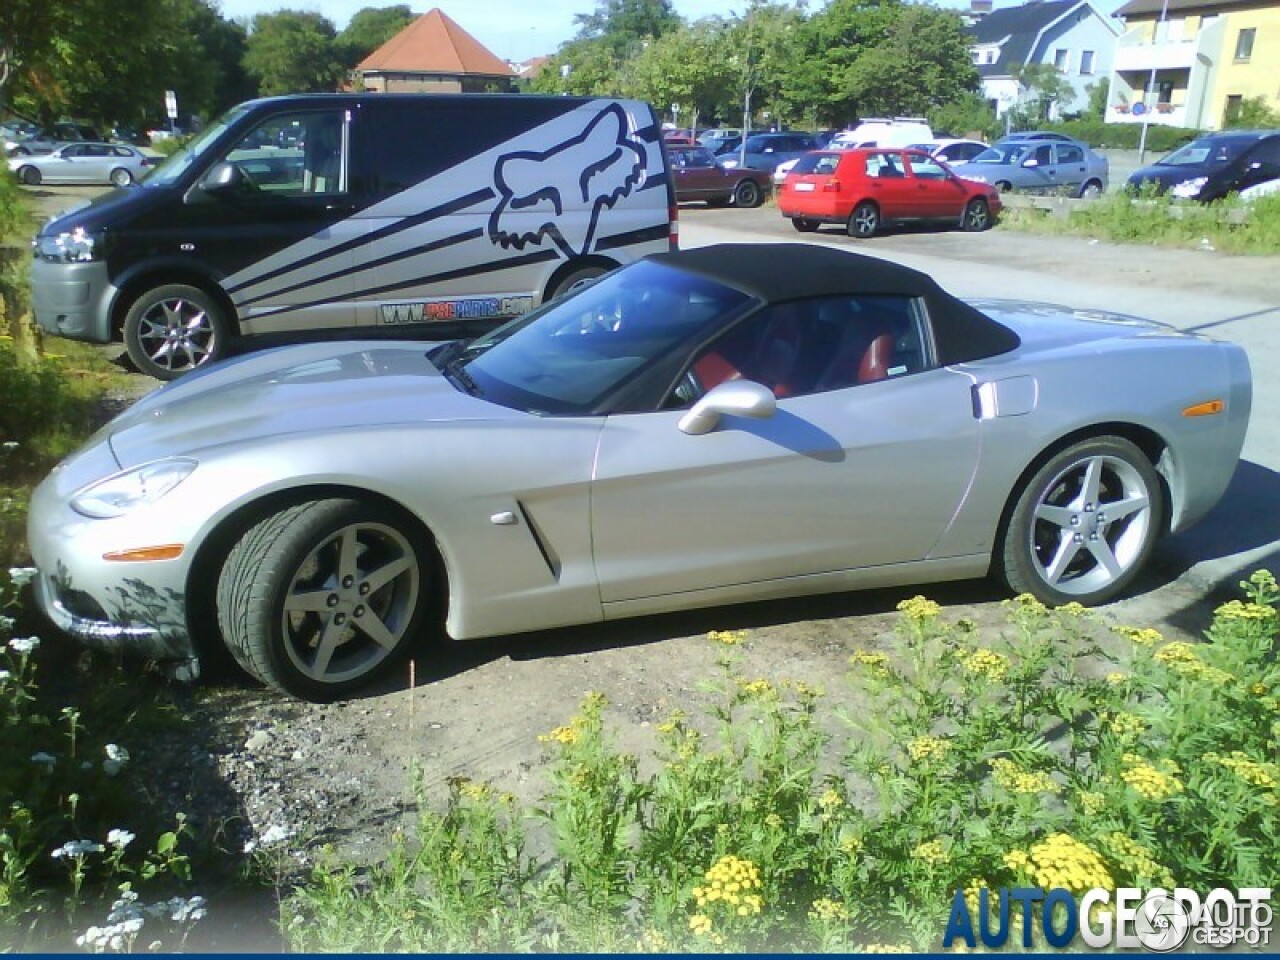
left=998, top=189, right=1280, bottom=255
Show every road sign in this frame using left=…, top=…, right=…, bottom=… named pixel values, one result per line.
left=165, top=90, right=178, bottom=120
left=1131, top=102, right=1147, bottom=116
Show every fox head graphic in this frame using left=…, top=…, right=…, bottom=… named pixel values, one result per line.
left=489, top=103, right=647, bottom=257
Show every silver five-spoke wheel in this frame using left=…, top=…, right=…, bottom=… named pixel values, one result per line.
left=1000, top=437, right=1163, bottom=606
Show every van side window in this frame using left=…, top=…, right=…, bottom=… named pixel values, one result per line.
left=223, top=111, right=347, bottom=196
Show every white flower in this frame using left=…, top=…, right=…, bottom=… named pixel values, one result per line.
left=1, top=441, right=17, bottom=450
left=167, top=895, right=208, bottom=924
left=102, top=743, right=130, bottom=776
left=243, top=823, right=292, bottom=853
left=0, top=615, right=14, bottom=632
left=30, top=752, right=55, bottom=770
left=8, top=635, right=39, bottom=655
left=51, top=839, right=105, bottom=859
left=6, top=567, right=36, bottom=588
left=107, top=828, right=135, bottom=849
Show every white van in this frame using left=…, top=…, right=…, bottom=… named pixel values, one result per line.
left=30, top=94, right=677, bottom=379
left=830, top=117, right=934, bottom=149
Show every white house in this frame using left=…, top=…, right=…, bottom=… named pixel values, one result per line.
left=968, top=0, right=1123, bottom=120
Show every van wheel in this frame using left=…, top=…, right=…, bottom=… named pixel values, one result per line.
left=123, top=284, right=230, bottom=381
left=18, top=166, right=41, bottom=186
left=547, top=264, right=609, bottom=302
left=110, top=167, right=133, bottom=187
left=733, top=179, right=763, bottom=208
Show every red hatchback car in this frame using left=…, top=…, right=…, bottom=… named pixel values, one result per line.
left=778, top=148, right=1001, bottom=238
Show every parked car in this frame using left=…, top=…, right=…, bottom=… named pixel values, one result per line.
left=668, top=144, right=769, bottom=207
left=5, top=121, right=104, bottom=156
left=951, top=136, right=1108, bottom=197
left=720, top=132, right=823, bottom=173
left=909, top=139, right=988, bottom=165
left=996, top=130, right=1076, bottom=143
left=27, top=243, right=1251, bottom=699
left=708, top=135, right=743, bottom=156
left=778, top=148, right=1001, bottom=237
left=830, top=118, right=933, bottom=150
left=1126, top=130, right=1280, bottom=202
left=698, top=128, right=742, bottom=150
left=8, top=142, right=155, bottom=187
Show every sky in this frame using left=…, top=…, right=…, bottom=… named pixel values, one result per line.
left=214, top=0, right=812, bottom=63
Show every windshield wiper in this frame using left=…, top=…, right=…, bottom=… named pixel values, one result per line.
left=442, top=356, right=481, bottom=397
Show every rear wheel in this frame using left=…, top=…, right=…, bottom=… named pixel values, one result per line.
left=791, top=217, right=819, bottom=233
left=847, top=201, right=880, bottom=239
left=546, top=264, right=608, bottom=302
left=733, top=179, right=763, bottom=208
left=216, top=498, right=432, bottom=701
left=110, top=167, right=133, bottom=187
left=998, top=436, right=1162, bottom=606
left=18, top=166, right=40, bottom=186
left=123, top=283, right=230, bottom=380
left=1079, top=179, right=1103, bottom=199
left=960, top=197, right=992, bottom=232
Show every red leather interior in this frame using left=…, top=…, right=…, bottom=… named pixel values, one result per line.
left=693, top=351, right=742, bottom=392
left=858, top=333, right=895, bottom=383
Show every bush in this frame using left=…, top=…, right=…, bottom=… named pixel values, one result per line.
left=0, top=170, right=28, bottom=244
left=1047, top=119, right=1199, bottom=152
left=284, top=576, right=1279, bottom=952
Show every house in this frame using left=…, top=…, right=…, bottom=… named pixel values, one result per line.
left=353, top=8, right=515, bottom=94
left=968, top=0, right=1122, bottom=120
left=1107, top=0, right=1280, bottom=129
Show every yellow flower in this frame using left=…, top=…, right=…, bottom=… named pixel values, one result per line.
left=1101, top=833, right=1174, bottom=888
left=1116, top=626, right=1162, bottom=646
left=656, top=710, right=686, bottom=735
left=689, top=913, right=713, bottom=936
left=862, top=943, right=913, bottom=953
left=1027, top=833, right=1113, bottom=894
left=839, top=834, right=863, bottom=856
left=1215, top=599, right=1276, bottom=622
left=1006, top=593, right=1048, bottom=615
left=908, top=735, right=951, bottom=762
left=1251, top=682, right=1269, bottom=696
left=1106, top=672, right=1128, bottom=686
left=737, top=678, right=777, bottom=699
left=1102, top=711, right=1147, bottom=740
left=1077, top=790, right=1106, bottom=815
left=538, top=724, right=579, bottom=745
left=458, top=780, right=492, bottom=801
left=1056, top=602, right=1089, bottom=618
left=1119, top=755, right=1184, bottom=802
left=964, top=878, right=991, bottom=916
left=1003, top=849, right=1030, bottom=873
left=818, top=787, right=844, bottom=811
left=960, top=648, right=1010, bottom=682
left=698, top=855, right=764, bottom=915
left=765, top=813, right=783, bottom=829
left=849, top=650, right=891, bottom=678
left=897, top=595, right=941, bottom=621
left=708, top=629, right=748, bottom=646
left=639, top=928, right=670, bottom=951
left=991, top=757, right=1059, bottom=794
left=808, top=897, right=849, bottom=923
left=911, top=839, right=949, bottom=865
left=1204, top=751, right=1279, bottom=790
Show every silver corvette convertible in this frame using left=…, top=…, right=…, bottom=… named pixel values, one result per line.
left=28, top=244, right=1251, bottom=700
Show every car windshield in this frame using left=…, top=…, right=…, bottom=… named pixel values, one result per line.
left=1157, top=136, right=1256, bottom=167
left=447, top=261, right=753, bottom=415
left=970, top=143, right=1030, bottom=165
left=744, top=135, right=782, bottom=152
left=143, top=104, right=253, bottom=186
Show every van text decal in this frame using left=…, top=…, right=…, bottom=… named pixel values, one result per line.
left=489, top=103, right=646, bottom=258
left=380, top=296, right=534, bottom=324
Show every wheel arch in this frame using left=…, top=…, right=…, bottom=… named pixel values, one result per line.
left=989, top=421, right=1174, bottom=578
left=110, top=263, right=239, bottom=339
left=184, top=483, right=449, bottom=666
left=541, top=255, right=620, bottom=306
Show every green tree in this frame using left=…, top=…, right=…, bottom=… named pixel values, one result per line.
left=932, top=90, right=998, bottom=140
left=1011, top=62, right=1075, bottom=121
left=243, top=10, right=345, bottom=96
left=716, top=2, right=806, bottom=132
left=573, top=0, right=682, bottom=61
left=623, top=21, right=734, bottom=128
left=785, top=0, right=902, bottom=126
left=1224, top=94, right=1280, bottom=129
left=337, top=5, right=416, bottom=69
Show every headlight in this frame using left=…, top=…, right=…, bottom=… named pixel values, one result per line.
left=71, top=459, right=197, bottom=518
left=33, top=227, right=104, bottom=263
left=1171, top=176, right=1207, bottom=199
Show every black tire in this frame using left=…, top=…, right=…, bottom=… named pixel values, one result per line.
left=995, top=181, right=1013, bottom=193
left=216, top=498, right=432, bottom=701
left=733, top=179, right=763, bottom=208
left=1079, top=179, right=1103, bottom=199
left=12, top=146, right=31, bottom=157
left=847, top=201, right=880, bottom=239
left=546, top=263, right=610, bottom=302
left=110, top=167, right=133, bottom=187
left=18, top=165, right=41, bottom=186
left=791, top=217, right=819, bottom=233
left=960, top=197, right=992, bottom=232
left=123, top=283, right=230, bottom=381
left=998, top=437, right=1163, bottom=607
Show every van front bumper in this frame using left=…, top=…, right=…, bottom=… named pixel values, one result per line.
left=31, top=258, right=115, bottom=343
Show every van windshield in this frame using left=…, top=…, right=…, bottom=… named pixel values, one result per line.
left=144, top=105, right=254, bottom=187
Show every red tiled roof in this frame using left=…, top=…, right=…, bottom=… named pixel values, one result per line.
left=357, top=8, right=513, bottom=77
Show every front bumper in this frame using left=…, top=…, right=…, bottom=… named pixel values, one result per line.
left=31, top=257, right=115, bottom=343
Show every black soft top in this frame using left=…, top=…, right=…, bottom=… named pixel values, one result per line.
left=650, top=243, right=1020, bottom=365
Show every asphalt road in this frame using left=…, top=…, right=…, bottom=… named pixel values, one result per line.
left=681, top=203, right=1280, bottom=599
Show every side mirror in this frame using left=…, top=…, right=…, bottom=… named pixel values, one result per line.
left=200, top=161, right=251, bottom=195
left=1022, top=157, right=1039, bottom=168
left=678, top=380, right=777, bottom=436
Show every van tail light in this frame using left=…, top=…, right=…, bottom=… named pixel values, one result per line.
left=822, top=178, right=842, bottom=192
left=668, top=203, right=679, bottom=250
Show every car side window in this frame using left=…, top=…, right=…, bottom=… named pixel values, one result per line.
left=1027, top=145, right=1053, bottom=167
left=866, top=153, right=904, bottom=178
left=682, top=295, right=930, bottom=402
left=223, top=111, right=347, bottom=197
left=907, top=155, right=948, bottom=179
left=1057, top=144, right=1084, bottom=164
left=691, top=147, right=717, bottom=167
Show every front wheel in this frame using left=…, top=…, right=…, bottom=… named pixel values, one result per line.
left=847, top=201, right=879, bottom=239
left=998, top=437, right=1163, bottom=606
left=18, top=165, right=41, bottom=186
left=546, top=263, right=609, bottom=302
left=960, top=197, right=992, bottom=232
left=123, top=284, right=230, bottom=380
left=1079, top=179, right=1103, bottom=199
left=216, top=499, right=433, bottom=701
left=110, top=167, right=133, bottom=187
left=733, top=179, right=763, bottom=208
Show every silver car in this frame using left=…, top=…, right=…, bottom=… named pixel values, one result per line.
left=8, top=142, right=153, bottom=187
left=952, top=137, right=1109, bottom=197
left=27, top=244, right=1250, bottom=700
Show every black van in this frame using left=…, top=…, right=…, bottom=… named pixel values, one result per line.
left=1126, top=129, right=1280, bottom=202
left=30, top=94, right=676, bottom=379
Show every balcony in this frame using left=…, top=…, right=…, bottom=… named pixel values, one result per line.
left=1106, top=102, right=1188, bottom=125
left=1113, top=38, right=1198, bottom=71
